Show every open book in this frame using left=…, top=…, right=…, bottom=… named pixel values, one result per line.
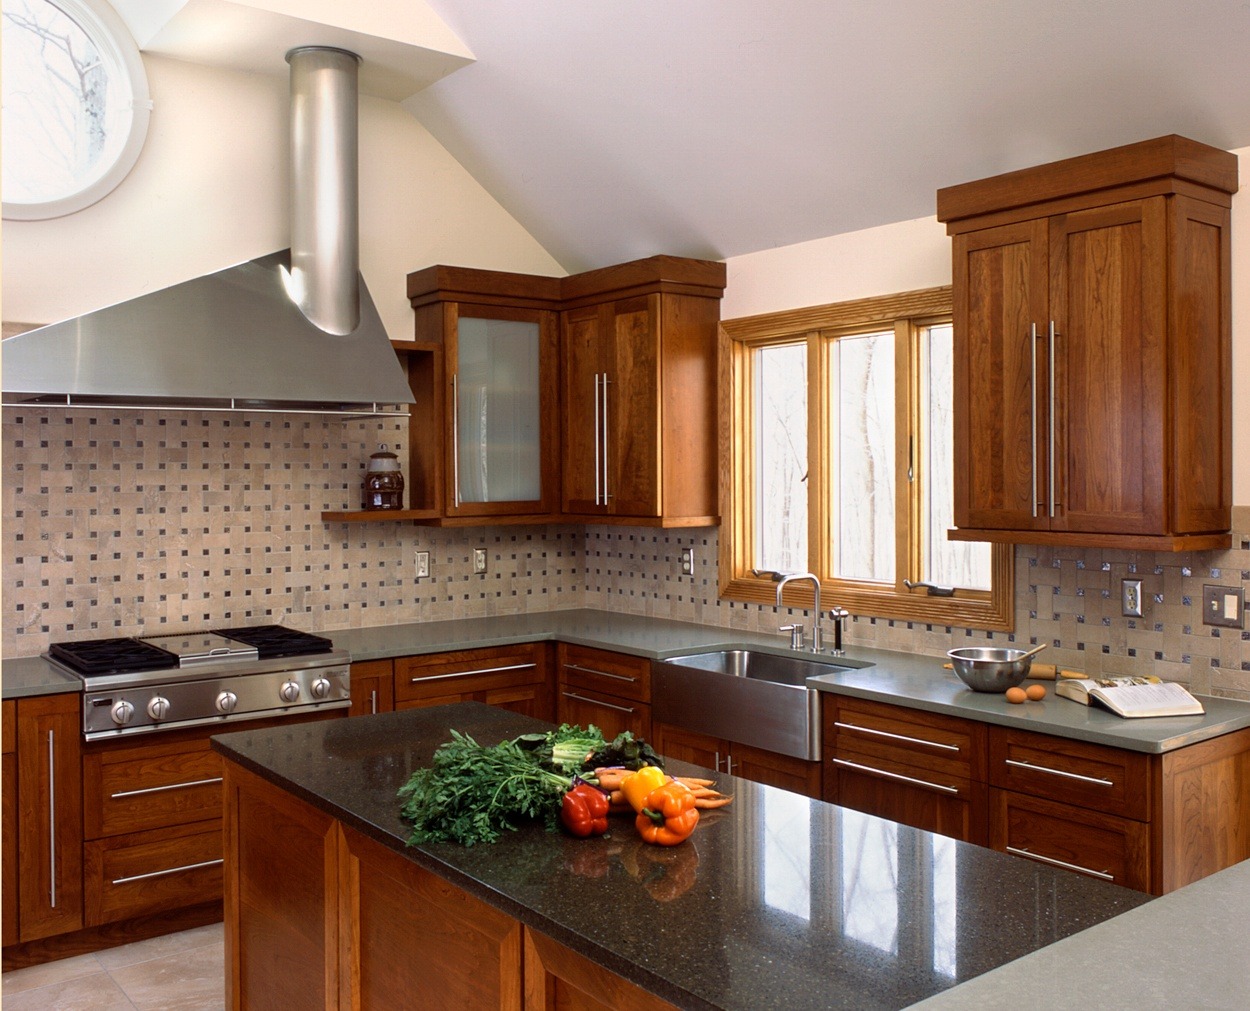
left=1055, top=675, right=1204, bottom=718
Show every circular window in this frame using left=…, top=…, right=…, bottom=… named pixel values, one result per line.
left=2, top=0, right=151, bottom=220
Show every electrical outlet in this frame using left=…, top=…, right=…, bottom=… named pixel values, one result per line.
left=414, top=551, right=429, bottom=580
left=473, top=548, right=488, bottom=574
left=1121, top=578, right=1143, bottom=617
left=1202, top=584, right=1246, bottom=629
left=679, top=547, right=694, bottom=575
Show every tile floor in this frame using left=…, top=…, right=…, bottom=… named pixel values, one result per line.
left=1, top=923, right=224, bottom=1010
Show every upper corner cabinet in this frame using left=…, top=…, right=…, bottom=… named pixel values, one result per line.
left=406, top=266, right=562, bottom=523
left=559, top=256, right=726, bottom=526
left=937, top=135, right=1236, bottom=551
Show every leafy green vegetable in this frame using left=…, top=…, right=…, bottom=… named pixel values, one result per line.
left=397, top=729, right=579, bottom=847
left=584, top=731, right=665, bottom=772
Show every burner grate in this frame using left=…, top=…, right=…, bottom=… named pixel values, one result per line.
left=49, top=637, right=177, bottom=677
left=212, top=624, right=334, bottom=659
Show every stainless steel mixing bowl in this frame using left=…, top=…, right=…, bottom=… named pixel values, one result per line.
left=946, top=646, right=1040, bottom=692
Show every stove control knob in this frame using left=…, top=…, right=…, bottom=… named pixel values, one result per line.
left=279, top=680, right=301, bottom=703
left=147, top=696, right=171, bottom=721
left=215, top=690, right=239, bottom=714
left=111, top=700, right=135, bottom=726
left=310, top=677, right=332, bottom=700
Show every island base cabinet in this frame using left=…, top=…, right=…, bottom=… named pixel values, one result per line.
left=989, top=788, right=1150, bottom=892
left=223, top=759, right=678, bottom=1010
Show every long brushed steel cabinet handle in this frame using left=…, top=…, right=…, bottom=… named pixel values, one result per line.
left=1031, top=322, right=1039, bottom=518
left=113, top=858, right=224, bottom=887
left=111, top=777, right=224, bottom=800
left=832, top=757, right=959, bottom=794
left=564, top=663, right=637, bottom=683
left=1048, top=321, right=1057, bottom=518
left=593, top=373, right=602, bottom=505
left=411, top=662, right=537, bottom=683
left=833, top=721, right=960, bottom=752
left=1004, top=758, right=1113, bottom=787
left=561, top=691, right=635, bottom=715
left=1006, top=846, right=1113, bottom=881
left=48, top=729, right=56, bottom=909
left=601, top=374, right=611, bottom=503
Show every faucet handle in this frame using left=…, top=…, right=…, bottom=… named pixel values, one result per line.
left=778, top=623, right=805, bottom=650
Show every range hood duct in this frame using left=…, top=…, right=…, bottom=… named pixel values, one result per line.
left=2, top=47, right=413, bottom=415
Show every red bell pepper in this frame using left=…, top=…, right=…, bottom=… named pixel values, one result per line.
left=560, top=781, right=610, bottom=838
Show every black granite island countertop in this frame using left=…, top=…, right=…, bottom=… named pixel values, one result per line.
left=211, top=702, right=1152, bottom=1010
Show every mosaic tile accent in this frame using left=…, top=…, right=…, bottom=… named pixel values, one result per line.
left=4, top=408, right=1248, bottom=700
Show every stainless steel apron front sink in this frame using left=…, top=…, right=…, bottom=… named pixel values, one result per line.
left=654, top=650, right=870, bottom=762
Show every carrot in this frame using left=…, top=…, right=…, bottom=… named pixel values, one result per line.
left=674, top=776, right=715, bottom=789
left=694, top=795, right=733, bottom=809
left=594, top=767, right=631, bottom=791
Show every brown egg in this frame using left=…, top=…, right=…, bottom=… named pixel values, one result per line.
left=1005, top=686, right=1027, bottom=704
left=1026, top=684, right=1047, bottom=701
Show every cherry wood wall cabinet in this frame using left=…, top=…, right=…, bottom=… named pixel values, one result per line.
left=822, top=697, right=988, bottom=845
left=937, top=135, right=1236, bottom=550
left=560, top=257, right=726, bottom=525
left=395, top=644, right=554, bottom=722
left=555, top=645, right=652, bottom=741
left=349, top=659, right=395, bottom=717
left=653, top=722, right=823, bottom=799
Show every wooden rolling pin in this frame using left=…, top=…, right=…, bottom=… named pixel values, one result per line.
left=943, top=662, right=1086, bottom=680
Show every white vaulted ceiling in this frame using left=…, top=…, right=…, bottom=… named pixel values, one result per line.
left=118, top=1, right=1250, bottom=273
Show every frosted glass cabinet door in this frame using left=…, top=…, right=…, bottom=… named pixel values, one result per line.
left=453, top=316, right=542, bottom=504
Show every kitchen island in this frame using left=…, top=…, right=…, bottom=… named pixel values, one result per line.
left=212, top=702, right=1151, bottom=1010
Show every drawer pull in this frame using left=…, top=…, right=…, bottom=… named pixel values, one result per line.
left=561, top=691, right=636, bottom=715
left=1005, top=845, right=1114, bottom=881
left=565, top=663, right=638, bottom=684
left=112, top=857, right=224, bottom=887
left=1004, top=758, right=1114, bottom=787
left=411, top=662, right=537, bottom=683
left=832, top=758, right=959, bottom=795
left=111, top=776, right=223, bottom=800
left=834, top=721, right=960, bottom=752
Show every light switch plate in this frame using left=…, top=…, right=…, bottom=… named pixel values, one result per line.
left=1202, top=584, right=1246, bottom=629
left=473, top=548, right=488, bottom=574
left=1121, top=578, right=1143, bottom=617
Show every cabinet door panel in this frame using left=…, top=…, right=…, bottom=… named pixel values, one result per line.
left=561, top=304, right=608, bottom=514
left=607, top=296, right=661, bottom=516
left=653, top=723, right=721, bottom=773
left=732, top=742, right=821, bottom=799
left=1050, top=199, right=1167, bottom=533
left=349, top=660, right=395, bottom=717
left=16, top=694, right=83, bottom=942
left=990, top=788, right=1149, bottom=892
left=953, top=219, right=1050, bottom=530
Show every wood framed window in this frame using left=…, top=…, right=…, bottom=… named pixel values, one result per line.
left=719, top=286, right=1013, bottom=631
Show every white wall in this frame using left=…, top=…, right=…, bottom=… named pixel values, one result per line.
left=1, top=53, right=564, bottom=340
left=724, top=159, right=1250, bottom=507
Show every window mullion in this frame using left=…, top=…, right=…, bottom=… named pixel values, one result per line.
left=809, top=331, right=829, bottom=587
left=898, top=320, right=921, bottom=593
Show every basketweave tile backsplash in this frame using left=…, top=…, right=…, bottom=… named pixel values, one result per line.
left=4, top=409, right=1249, bottom=698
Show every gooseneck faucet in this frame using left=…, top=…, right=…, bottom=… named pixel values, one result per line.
left=773, top=571, right=822, bottom=651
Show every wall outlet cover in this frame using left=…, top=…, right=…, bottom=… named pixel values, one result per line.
left=679, top=547, right=694, bottom=575
left=1121, top=578, right=1143, bottom=617
left=473, top=548, right=488, bottom=574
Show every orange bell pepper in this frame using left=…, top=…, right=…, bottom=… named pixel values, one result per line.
left=635, top=780, right=699, bottom=846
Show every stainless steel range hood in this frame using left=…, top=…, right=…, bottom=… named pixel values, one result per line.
left=2, top=47, right=414, bottom=416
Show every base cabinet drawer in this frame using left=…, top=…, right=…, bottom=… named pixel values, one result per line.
left=84, top=738, right=223, bottom=839
left=989, top=727, right=1150, bottom=820
left=396, top=645, right=552, bottom=719
left=989, top=788, right=1149, bottom=891
left=84, top=823, right=223, bottom=926
left=827, top=697, right=986, bottom=782
left=827, top=752, right=987, bottom=845
left=557, top=645, right=650, bottom=703
left=557, top=686, right=651, bottom=741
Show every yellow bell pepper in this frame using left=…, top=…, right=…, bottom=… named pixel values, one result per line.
left=620, top=765, right=669, bottom=813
